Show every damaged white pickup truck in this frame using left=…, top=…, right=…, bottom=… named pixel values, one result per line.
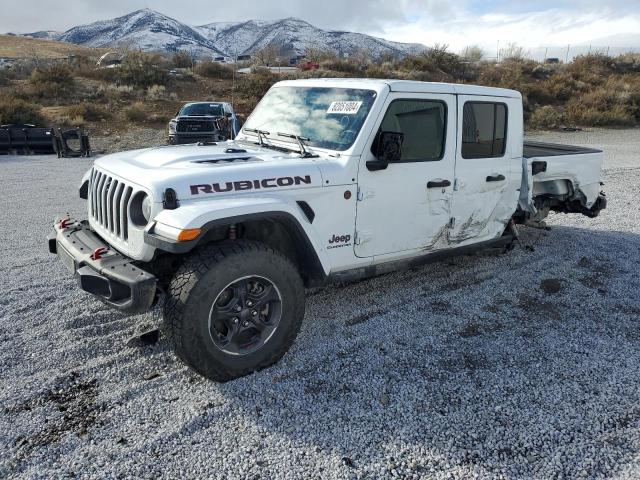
left=49, top=79, right=606, bottom=381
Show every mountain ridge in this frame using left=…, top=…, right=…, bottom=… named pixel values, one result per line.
left=21, top=9, right=426, bottom=59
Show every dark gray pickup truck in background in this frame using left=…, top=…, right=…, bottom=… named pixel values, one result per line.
left=168, top=102, right=241, bottom=144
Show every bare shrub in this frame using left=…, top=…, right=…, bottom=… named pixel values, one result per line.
left=612, top=53, right=640, bottom=73
left=424, top=44, right=460, bottom=74
left=365, top=62, right=400, bottom=79
left=319, top=58, right=360, bottom=74
left=8, top=59, right=39, bottom=80
left=499, top=43, right=528, bottom=61
left=237, top=69, right=281, bottom=102
left=125, top=102, right=147, bottom=122
left=116, top=53, right=168, bottom=88
left=0, top=97, right=45, bottom=125
left=67, top=103, right=111, bottom=122
left=195, top=60, right=234, bottom=79
left=303, top=47, right=336, bottom=63
left=253, top=44, right=280, bottom=67
left=529, top=106, right=565, bottom=128
left=172, top=51, right=195, bottom=69
left=565, top=79, right=638, bottom=126
left=29, top=64, right=75, bottom=99
left=0, top=69, right=13, bottom=86
left=146, top=84, right=167, bottom=100
left=461, top=45, right=485, bottom=62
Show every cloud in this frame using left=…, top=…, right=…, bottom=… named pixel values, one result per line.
left=382, top=3, right=640, bottom=54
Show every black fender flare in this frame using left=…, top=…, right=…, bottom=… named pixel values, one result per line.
left=144, top=211, right=327, bottom=285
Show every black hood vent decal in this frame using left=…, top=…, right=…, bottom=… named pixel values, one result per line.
left=193, top=156, right=263, bottom=165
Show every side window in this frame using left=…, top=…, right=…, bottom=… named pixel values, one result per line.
left=461, top=102, right=507, bottom=159
left=372, top=99, right=446, bottom=162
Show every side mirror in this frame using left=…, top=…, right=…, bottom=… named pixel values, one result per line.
left=225, top=112, right=233, bottom=118
left=366, top=131, right=403, bottom=171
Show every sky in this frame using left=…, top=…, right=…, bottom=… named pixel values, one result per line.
left=0, top=0, right=638, bottom=55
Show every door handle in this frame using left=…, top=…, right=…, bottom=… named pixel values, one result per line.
left=427, top=179, right=451, bottom=189
left=486, top=174, right=506, bottom=182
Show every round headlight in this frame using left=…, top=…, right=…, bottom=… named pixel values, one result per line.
left=130, top=192, right=152, bottom=227
left=142, top=194, right=152, bottom=222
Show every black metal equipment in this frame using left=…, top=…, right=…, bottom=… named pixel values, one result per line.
left=0, top=124, right=91, bottom=157
left=53, top=127, right=91, bottom=158
left=0, top=124, right=57, bottom=155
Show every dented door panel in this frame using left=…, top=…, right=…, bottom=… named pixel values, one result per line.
left=355, top=93, right=457, bottom=257
left=450, top=96, right=523, bottom=244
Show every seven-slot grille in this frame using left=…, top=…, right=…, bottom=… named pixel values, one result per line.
left=89, top=169, right=134, bottom=241
left=176, top=119, right=215, bottom=132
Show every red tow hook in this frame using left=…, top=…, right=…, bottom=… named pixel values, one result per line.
left=59, top=216, right=72, bottom=229
left=90, top=247, right=109, bottom=261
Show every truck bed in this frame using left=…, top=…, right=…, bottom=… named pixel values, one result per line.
left=523, top=140, right=602, bottom=158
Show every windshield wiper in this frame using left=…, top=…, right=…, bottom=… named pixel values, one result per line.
left=276, top=132, right=318, bottom=158
left=244, top=128, right=271, bottom=147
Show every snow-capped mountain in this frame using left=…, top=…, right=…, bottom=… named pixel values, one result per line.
left=54, top=9, right=225, bottom=57
left=23, top=9, right=425, bottom=59
left=197, top=17, right=426, bottom=58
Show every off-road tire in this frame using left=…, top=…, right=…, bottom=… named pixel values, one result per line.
left=163, top=240, right=305, bottom=381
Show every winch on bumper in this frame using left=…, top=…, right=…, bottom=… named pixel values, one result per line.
left=48, top=217, right=156, bottom=314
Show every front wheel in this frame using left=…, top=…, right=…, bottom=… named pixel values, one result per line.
left=163, top=240, right=305, bottom=381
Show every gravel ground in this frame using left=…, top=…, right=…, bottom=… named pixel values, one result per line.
left=1, top=129, right=639, bottom=479
left=90, top=128, right=167, bottom=154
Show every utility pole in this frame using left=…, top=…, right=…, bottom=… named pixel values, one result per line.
left=496, top=40, right=500, bottom=62
left=565, top=44, right=570, bottom=63
left=231, top=48, right=237, bottom=110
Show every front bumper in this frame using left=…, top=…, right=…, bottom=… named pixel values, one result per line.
left=48, top=218, right=156, bottom=314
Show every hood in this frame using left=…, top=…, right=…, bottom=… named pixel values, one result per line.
left=93, top=141, right=325, bottom=202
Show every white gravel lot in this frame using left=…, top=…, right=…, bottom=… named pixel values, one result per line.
left=1, top=129, right=639, bottom=479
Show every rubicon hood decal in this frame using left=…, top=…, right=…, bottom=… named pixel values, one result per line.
left=92, top=141, right=324, bottom=200
left=191, top=175, right=313, bottom=194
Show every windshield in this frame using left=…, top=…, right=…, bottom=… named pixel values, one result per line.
left=242, top=86, right=377, bottom=151
left=180, top=103, right=224, bottom=117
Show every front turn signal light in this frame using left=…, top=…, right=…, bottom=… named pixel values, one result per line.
left=177, top=228, right=201, bottom=242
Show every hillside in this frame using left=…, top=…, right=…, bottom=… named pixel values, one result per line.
left=0, top=34, right=100, bottom=59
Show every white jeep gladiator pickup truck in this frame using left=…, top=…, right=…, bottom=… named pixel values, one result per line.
left=49, top=79, right=606, bottom=381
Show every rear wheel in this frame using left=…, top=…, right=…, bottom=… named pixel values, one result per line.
left=163, top=240, right=305, bottom=381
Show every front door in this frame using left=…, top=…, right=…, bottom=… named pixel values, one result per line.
left=355, top=93, right=456, bottom=258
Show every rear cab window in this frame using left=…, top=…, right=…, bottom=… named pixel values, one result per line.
left=461, top=102, right=507, bottom=159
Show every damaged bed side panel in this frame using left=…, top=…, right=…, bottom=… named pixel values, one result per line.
left=521, top=148, right=604, bottom=214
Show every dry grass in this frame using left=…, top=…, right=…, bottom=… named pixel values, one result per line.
left=0, top=35, right=99, bottom=59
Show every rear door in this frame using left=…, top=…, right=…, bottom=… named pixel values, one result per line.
left=355, top=93, right=456, bottom=257
left=449, top=97, right=520, bottom=243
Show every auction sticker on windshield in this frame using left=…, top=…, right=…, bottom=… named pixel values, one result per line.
left=327, top=101, right=362, bottom=114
